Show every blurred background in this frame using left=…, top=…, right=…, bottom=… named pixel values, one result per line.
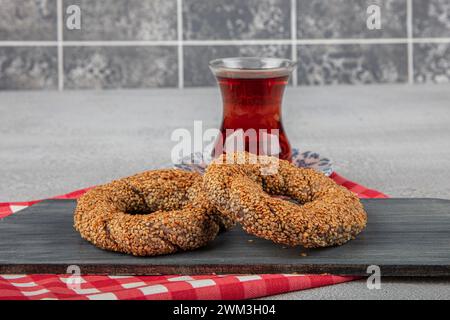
left=0, top=0, right=448, bottom=90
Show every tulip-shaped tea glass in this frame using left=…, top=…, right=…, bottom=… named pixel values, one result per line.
left=209, top=57, right=297, bottom=161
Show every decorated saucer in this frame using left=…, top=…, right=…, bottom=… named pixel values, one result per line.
left=174, top=148, right=333, bottom=176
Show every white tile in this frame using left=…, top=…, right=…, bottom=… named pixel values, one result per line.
left=1, top=275, right=26, bottom=280
left=188, top=279, right=216, bottom=288
left=59, top=276, right=86, bottom=284
left=168, top=276, right=194, bottom=282
left=10, top=281, right=38, bottom=288
left=73, top=288, right=101, bottom=295
left=22, top=289, right=50, bottom=296
left=108, top=275, right=133, bottom=279
left=87, top=293, right=117, bottom=300
left=121, top=281, right=146, bottom=289
left=139, top=284, right=168, bottom=295
left=236, top=275, right=262, bottom=282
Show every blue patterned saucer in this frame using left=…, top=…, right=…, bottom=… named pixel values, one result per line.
left=173, top=148, right=333, bottom=176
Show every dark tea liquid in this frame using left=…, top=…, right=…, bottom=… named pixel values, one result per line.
left=213, top=75, right=292, bottom=161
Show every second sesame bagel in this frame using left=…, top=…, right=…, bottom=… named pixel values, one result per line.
left=203, top=152, right=367, bottom=248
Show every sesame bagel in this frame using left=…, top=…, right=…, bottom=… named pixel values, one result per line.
left=203, top=152, right=367, bottom=248
left=74, top=169, right=233, bottom=256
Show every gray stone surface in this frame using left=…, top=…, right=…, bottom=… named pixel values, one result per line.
left=183, top=0, right=291, bottom=40
left=1, top=84, right=450, bottom=299
left=413, top=0, right=450, bottom=38
left=184, top=45, right=291, bottom=87
left=0, top=1, right=448, bottom=89
left=64, top=46, right=178, bottom=89
left=0, top=0, right=57, bottom=41
left=63, top=0, right=177, bottom=41
left=414, top=43, right=450, bottom=84
left=297, top=44, right=408, bottom=85
left=0, top=47, right=58, bottom=90
left=260, top=277, right=450, bottom=300
left=298, top=0, right=407, bottom=39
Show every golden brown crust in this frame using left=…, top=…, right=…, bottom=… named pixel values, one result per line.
left=203, top=152, right=367, bottom=248
left=74, top=169, right=232, bottom=256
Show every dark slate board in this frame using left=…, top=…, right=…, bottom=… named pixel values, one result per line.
left=0, top=198, right=450, bottom=276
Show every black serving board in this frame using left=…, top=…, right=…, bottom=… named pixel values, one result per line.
left=0, top=199, right=449, bottom=276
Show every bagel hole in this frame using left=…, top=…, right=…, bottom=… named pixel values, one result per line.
left=271, top=194, right=302, bottom=205
left=123, top=202, right=187, bottom=216
left=124, top=209, right=150, bottom=215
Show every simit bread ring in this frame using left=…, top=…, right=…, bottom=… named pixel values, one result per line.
left=74, top=169, right=234, bottom=256
left=203, top=152, right=367, bottom=248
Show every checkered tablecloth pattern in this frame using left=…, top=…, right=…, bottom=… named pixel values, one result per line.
left=0, top=172, right=387, bottom=300
left=0, top=274, right=361, bottom=300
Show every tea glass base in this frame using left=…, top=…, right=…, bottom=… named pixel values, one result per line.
left=173, top=148, right=333, bottom=176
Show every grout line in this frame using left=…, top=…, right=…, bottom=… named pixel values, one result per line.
left=291, top=0, right=298, bottom=86
left=57, top=0, right=64, bottom=91
left=177, top=0, right=184, bottom=89
left=64, top=40, right=179, bottom=46
left=297, top=38, right=404, bottom=45
left=412, top=37, right=450, bottom=43
left=1, top=38, right=450, bottom=47
left=185, top=39, right=408, bottom=45
left=0, top=41, right=59, bottom=46
left=407, top=0, right=414, bottom=84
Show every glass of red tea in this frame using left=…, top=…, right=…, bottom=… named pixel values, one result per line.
left=209, top=57, right=297, bottom=161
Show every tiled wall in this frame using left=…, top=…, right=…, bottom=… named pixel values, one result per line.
left=0, top=0, right=449, bottom=90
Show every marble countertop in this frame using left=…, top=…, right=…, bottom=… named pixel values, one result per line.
left=1, top=84, right=449, bottom=299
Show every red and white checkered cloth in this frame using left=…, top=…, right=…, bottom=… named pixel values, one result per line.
left=0, top=172, right=387, bottom=300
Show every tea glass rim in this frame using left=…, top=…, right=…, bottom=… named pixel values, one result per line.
left=209, top=57, right=297, bottom=71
